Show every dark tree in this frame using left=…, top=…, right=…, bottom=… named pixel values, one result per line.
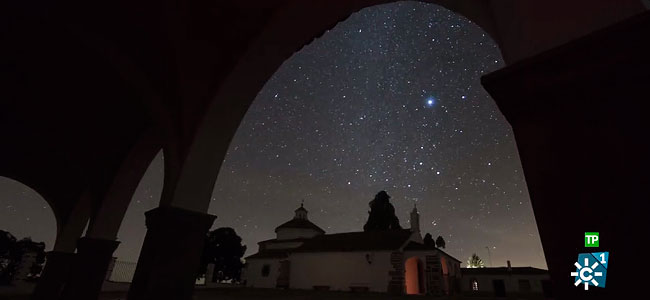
left=0, top=230, right=17, bottom=284
left=198, top=227, right=246, bottom=282
left=423, top=233, right=435, bottom=247
left=15, top=238, right=45, bottom=282
left=435, top=235, right=446, bottom=249
left=363, top=191, right=402, bottom=231
left=0, top=231, right=46, bottom=284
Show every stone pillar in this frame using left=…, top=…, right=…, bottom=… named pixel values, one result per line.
left=105, top=257, right=117, bottom=281
left=59, top=237, right=120, bottom=300
left=481, top=11, right=650, bottom=300
left=205, top=263, right=215, bottom=286
left=127, top=206, right=216, bottom=300
left=31, top=251, right=76, bottom=300
left=425, top=254, right=442, bottom=296
left=387, top=252, right=404, bottom=295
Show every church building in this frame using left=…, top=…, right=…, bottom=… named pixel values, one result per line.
left=243, top=203, right=461, bottom=295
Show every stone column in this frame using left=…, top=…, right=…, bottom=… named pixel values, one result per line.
left=481, top=11, right=650, bottom=300
left=59, top=237, right=120, bottom=300
left=104, top=257, right=117, bottom=281
left=205, top=263, right=215, bottom=286
left=387, top=252, right=404, bottom=295
left=31, top=251, right=75, bottom=300
left=127, top=206, right=216, bottom=300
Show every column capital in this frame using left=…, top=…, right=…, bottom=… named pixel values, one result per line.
left=128, top=207, right=216, bottom=300
left=76, top=237, right=120, bottom=254
left=59, top=237, right=120, bottom=300
left=144, top=206, right=216, bottom=232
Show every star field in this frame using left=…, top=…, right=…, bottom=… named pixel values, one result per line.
left=0, top=2, right=546, bottom=269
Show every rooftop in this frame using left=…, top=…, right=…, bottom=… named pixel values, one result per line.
left=461, top=267, right=549, bottom=275
left=245, top=249, right=289, bottom=260
left=403, top=241, right=462, bottom=263
left=274, top=218, right=325, bottom=234
left=292, top=229, right=413, bottom=253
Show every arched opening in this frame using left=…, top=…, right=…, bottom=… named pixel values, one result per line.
left=0, top=176, right=57, bottom=282
left=405, top=256, right=425, bottom=294
left=206, top=0, right=546, bottom=273
left=109, top=150, right=164, bottom=283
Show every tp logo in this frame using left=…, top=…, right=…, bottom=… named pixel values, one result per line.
left=585, top=232, right=599, bottom=247
left=571, top=252, right=609, bottom=290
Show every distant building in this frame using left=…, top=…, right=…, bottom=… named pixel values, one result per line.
left=460, top=262, right=552, bottom=299
left=244, top=203, right=461, bottom=295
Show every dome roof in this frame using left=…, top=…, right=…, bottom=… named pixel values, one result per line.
left=274, top=218, right=325, bottom=234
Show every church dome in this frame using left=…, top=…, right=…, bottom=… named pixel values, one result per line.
left=274, top=202, right=325, bottom=240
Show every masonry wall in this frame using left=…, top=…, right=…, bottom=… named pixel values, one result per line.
left=244, top=259, right=281, bottom=288
left=289, top=251, right=392, bottom=292
left=460, top=273, right=550, bottom=298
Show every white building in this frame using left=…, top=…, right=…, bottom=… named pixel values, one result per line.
left=244, top=204, right=461, bottom=295
left=460, top=262, right=552, bottom=299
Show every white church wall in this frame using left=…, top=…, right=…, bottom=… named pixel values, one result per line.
left=289, top=251, right=393, bottom=292
left=276, top=228, right=321, bottom=240
left=244, top=258, right=281, bottom=288
left=460, top=273, right=549, bottom=295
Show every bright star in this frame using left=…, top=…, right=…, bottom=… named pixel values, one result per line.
left=425, top=97, right=436, bottom=107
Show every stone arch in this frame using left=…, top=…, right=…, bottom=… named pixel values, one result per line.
left=167, top=0, right=506, bottom=214
left=112, top=149, right=164, bottom=262
left=51, top=132, right=163, bottom=300
left=86, top=131, right=163, bottom=241
left=166, top=1, right=645, bottom=214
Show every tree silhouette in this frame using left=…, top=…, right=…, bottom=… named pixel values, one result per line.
left=0, top=230, right=17, bottom=284
left=198, top=227, right=246, bottom=282
left=435, top=235, right=446, bottom=249
left=467, top=253, right=485, bottom=268
left=363, top=191, right=402, bottom=231
left=423, top=233, right=435, bottom=247
left=0, top=231, right=46, bottom=284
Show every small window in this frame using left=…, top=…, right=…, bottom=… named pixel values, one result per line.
left=261, top=264, right=270, bottom=277
left=518, top=279, right=531, bottom=292
left=471, top=278, right=479, bottom=291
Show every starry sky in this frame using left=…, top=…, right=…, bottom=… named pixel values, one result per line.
left=1, top=2, right=546, bottom=269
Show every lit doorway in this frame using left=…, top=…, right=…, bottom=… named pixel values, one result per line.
left=405, top=256, right=425, bottom=295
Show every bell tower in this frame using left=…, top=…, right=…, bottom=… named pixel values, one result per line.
left=410, top=203, right=420, bottom=233
left=294, top=200, right=308, bottom=219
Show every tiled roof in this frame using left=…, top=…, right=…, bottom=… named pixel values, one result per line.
left=292, top=229, right=413, bottom=252
left=274, top=218, right=325, bottom=233
left=403, top=241, right=462, bottom=263
left=461, top=267, right=549, bottom=275
left=245, top=249, right=289, bottom=260
left=403, top=241, right=437, bottom=251
left=258, top=237, right=308, bottom=244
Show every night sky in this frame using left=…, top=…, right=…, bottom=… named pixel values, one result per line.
left=1, top=2, right=546, bottom=269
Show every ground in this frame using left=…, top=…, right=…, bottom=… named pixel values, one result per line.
left=1, top=287, right=476, bottom=300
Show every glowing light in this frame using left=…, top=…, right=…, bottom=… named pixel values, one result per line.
left=425, top=97, right=436, bottom=107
